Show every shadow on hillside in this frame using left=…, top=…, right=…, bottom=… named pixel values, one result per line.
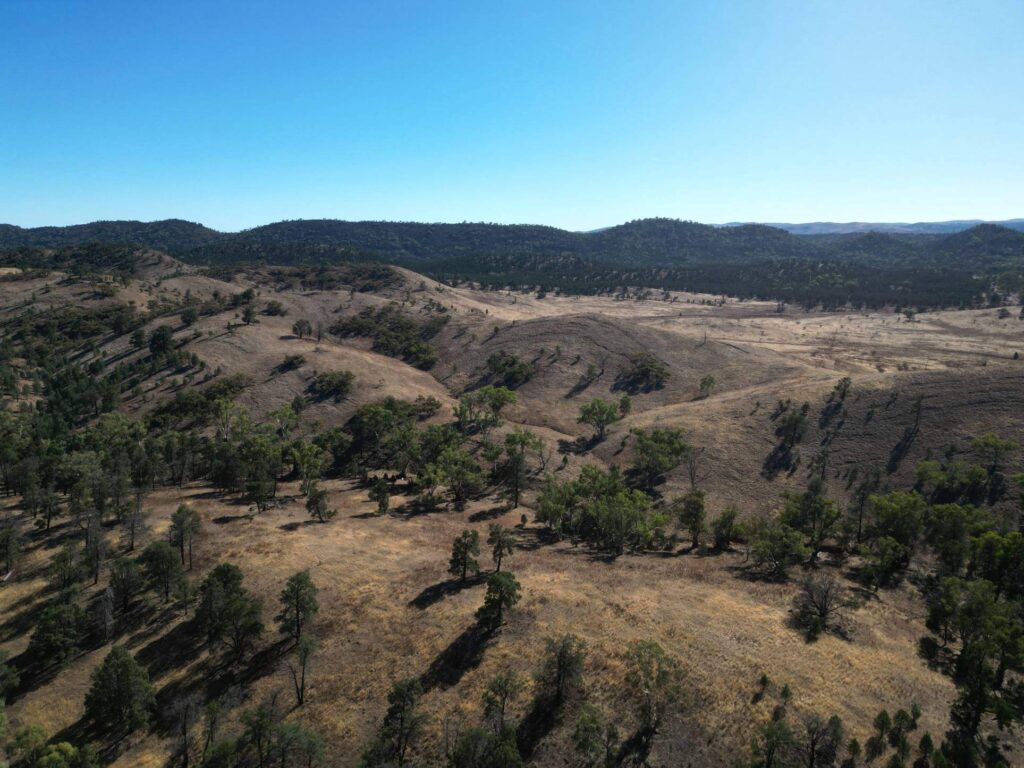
left=552, top=546, right=619, bottom=564
left=557, top=435, right=601, bottom=455
left=135, top=616, right=204, bottom=680
left=420, top=623, right=493, bottom=691
left=726, top=563, right=792, bottom=584
left=468, top=505, right=508, bottom=523
left=212, top=513, right=252, bottom=525
left=517, top=694, right=572, bottom=760
left=279, top=519, right=321, bottom=531
left=391, top=497, right=448, bottom=519
left=513, top=526, right=560, bottom=552
left=409, top=574, right=485, bottom=610
left=0, top=597, right=43, bottom=642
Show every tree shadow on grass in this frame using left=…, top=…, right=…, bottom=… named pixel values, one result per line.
left=212, top=514, right=253, bottom=525
left=391, top=497, right=448, bottom=519
left=468, top=505, right=508, bottom=523
left=615, top=728, right=655, bottom=767
left=512, top=527, right=560, bottom=552
left=557, top=435, right=600, bottom=455
left=420, top=623, right=493, bottom=691
left=0, top=600, right=43, bottom=642
left=134, top=616, right=204, bottom=681
left=408, top=574, right=485, bottom=610
left=279, top=519, right=321, bottom=531
left=516, top=694, right=579, bottom=760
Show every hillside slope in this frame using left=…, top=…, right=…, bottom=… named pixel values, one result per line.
left=0, top=253, right=1022, bottom=766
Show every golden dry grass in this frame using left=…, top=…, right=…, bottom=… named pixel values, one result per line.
left=2, top=264, right=1023, bottom=765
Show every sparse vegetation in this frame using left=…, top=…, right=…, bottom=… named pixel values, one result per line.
left=0, top=246, right=1021, bottom=767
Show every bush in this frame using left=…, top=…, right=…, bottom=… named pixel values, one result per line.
left=751, top=521, right=808, bottom=578
left=712, top=507, right=738, bottom=550
left=309, top=370, right=355, bottom=401
left=792, top=572, right=848, bottom=639
left=278, top=353, right=306, bottom=372
left=486, top=351, right=536, bottom=388
left=616, top=353, right=669, bottom=393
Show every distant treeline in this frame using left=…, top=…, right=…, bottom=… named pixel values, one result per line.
left=1, top=217, right=1021, bottom=309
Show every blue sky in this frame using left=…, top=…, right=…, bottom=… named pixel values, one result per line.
left=2, top=1, right=1022, bottom=231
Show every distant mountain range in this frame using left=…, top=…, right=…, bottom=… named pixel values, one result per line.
left=2, top=217, right=1021, bottom=310
left=724, top=219, right=1024, bottom=235
left=2, top=216, right=1022, bottom=264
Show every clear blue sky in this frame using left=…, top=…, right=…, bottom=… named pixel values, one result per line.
left=2, top=1, right=1022, bottom=231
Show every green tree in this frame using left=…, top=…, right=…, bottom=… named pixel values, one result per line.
left=712, top=507, right=738, bottom=551
left=369, top=476, right=390, bottom=515
left=781, top=479, right=841, bottom=564
left=698, top=374, right=715, bottom=398
left=536, top=633, right=586, bottom=708
left=27, top=601, right=88, bottom=667
left=0, top=648, right=20, bottom=698
left=277, top=570, right=319, bottom=643
left=148, top=325, right=174, bottom=356
left=487, top=523, right=515, bottom=572
left=455, top=386, right=516, bottom=435
left=291, top=442, right=324, bottom=497
left=631, top=427, right=689, bottom=488
left=292, top=319, right=313, bottom=339
left=110, top=556, right=144, bottom=613
left=438, top=446, right=485, bottom=507
left=240, top=694, right=281, bottom=768
left=502, top=428, right=541, bottom=507
left=140, top=539, right=184, bottom=602
left=578, top=399, right=620, bottom=441
left=84, top=646, right=155, bottom=735
left=448, top=529, right=481, bottom=582
left=306, top=482, right=336, bottom=523
left=477, top=571, right=522, bottom=630
left=675, top=489, right=706, bottom=549
left=49, top=544, right=81, bottom=592
left=196, top=563, right=264, bottom=660
left=483, top=670, right=526, bottom=734
left=288, top=634, right=318, bottom=706
left=751, top=520, right=809, bottom=579
left=34, top=741, right=100, bottom=768
left=625, top=639, right=683, bottom=738
left=971, top=432, right=1017, bottom=475
left=573, top=704, right=618, bottom=768
left=309, top=370, right=355, bottom=401
left=360, top=679, right=426, bottom=767
left=8, top=725, right=48, bottom=766
left=169, top=503, right=201, bottom=570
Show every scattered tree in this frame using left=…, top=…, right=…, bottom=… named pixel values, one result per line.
left=84, top=646, right=155, bottom=735
left=277, top=570, right=319, bottom=643
left=449, top=529, right=481, bottom=582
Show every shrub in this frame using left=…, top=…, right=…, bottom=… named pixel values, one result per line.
left=616, top=353, right=669, bottom=393
left=309, top=370, right=355, bottom=401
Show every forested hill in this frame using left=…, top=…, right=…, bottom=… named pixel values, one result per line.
left=3, top=216, right=1023, bottom=268
left=1, top=217, right=1022, bottom=309
left=0, top=218, right=818, bottom=265
left=0, top=218, right=221, bottom=252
